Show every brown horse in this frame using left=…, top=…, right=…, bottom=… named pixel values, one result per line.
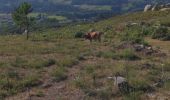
left=84, top=31, right=104, bottom=42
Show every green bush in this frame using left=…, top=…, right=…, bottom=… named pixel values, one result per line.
left=57, top=58, right=79, bottom=68
left=75, top=32, right=85, bottom=38
left=0, top=74, right=40, bottom=99
left=52, top=67, right=67, bottom=82
left=113, top=49, right=139, bottom=60
left=142, top=27, right=155, bottom=36
left=120, top=26, right=145, bottom=44
left=96, top=51, right=116, bottom=58
left=11, top=57, right=56, bottom=69
left=152, top=26, right=170, bottom=40
left=74, top=76, right=87, bottom=89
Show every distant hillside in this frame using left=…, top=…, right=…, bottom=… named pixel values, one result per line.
left=0, top=0, right=170, bottom=34
left=1, top=0, right=170, bottom=13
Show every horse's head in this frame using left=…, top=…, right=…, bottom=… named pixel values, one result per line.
left=83, top=33, right=90, bottom=40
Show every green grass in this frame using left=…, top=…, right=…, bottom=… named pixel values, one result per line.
left=57, top=56, right=79, bottom=68
left=1, top=11, right=170, bottom=99
left=117, top=49, right=139, bottom=60
left=28, top=13, right=41, bottom=17
left=78, top=5, right=112, bottom=11
left=11, top=57, right=56, bottom=69
left=52, top=67, right=67, bottom=82
left=0, top=72, right=40, bottom=99
left=48, top=15, right=67, bottom=21
left=28, top=13, right=67, bottom=21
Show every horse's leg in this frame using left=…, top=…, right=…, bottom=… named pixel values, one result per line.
left=90, top=38, right=92, bottom=43
left=98, top=36, right=101, bottom=42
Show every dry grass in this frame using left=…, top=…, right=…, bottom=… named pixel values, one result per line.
left=1, top=11, right=170, bottom=99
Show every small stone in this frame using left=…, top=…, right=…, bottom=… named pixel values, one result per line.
left=144, top=4, right=152, bottom=12
left=41, top=83, right=52, bottom=88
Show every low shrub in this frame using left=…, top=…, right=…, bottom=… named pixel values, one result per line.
left=52, top=67, right=67, bottom=82
left=120, top=49, right=139, bottom=60
left=96, top=51, right=116, bottom=58
left=142, top=27, right=155, bottom=36
left=152, top=26, right=170, bottom=40
left=113, top=49, right=140, bottom=60
left=57, top=58, right=79, bottom=68
left=18, top=75, right=41, bottom=88
left=74, top=76, right=87, bottom=90
left=11, top=57, right=56, bottom=69
left=120, top=26, right=145, bottom=44
left=75, top=32, right=85, bottom=38
left=0, top=73, right=41, bottom=99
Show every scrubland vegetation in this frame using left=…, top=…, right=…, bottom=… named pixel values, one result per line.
left=0, top=10, right=170, bottom=100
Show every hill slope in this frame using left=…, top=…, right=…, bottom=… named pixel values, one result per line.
left=0, top=10, right=170, bottom=100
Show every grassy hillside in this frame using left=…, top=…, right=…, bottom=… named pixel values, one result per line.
left=1, top=11, right=170, bottom=100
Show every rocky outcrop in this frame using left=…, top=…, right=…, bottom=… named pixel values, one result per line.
left=144, top=3, right=170, bottom=12
left=144, top=4, right=152, bottom=12
left=151, top=4, right=160, bottom=11
left=160, top=8, right=170, bottom=11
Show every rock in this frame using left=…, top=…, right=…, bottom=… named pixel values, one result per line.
left=141, top=63, right=153, bottom=70
left=133, top=44, right=145, bottom=51
left=151, top=4, right=159, bottom=11
left=118, top=81, right=131, bottom=94
left=41, top=83, right=52, bottom=88
left=144, top=4, right=152, bottom=12
left=113, top=76, right=127, bottom=86
left=126, top=23, right=138, bottom=28
left=23, top=29, right=28, bottom=35
left=145, top=49, right=154, bottom=55
left=152, top=79, right=164, bottom=88
left=146, top=46, right=152, bottom=50
left=154, top=52, right=167, bottom=57
left=165, top=3, right=170, bottom=7
left=160, top=8, right=170, bottom=11
left=144, top=3, right=170, bottom=12
left=41, top=79, right=53, bottom=88
left=147, top=93, right=157, bottom=99
left=108, top=76, right=131, bottom=93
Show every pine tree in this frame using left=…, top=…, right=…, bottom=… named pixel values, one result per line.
left=12, top=2, right=33, bottom=40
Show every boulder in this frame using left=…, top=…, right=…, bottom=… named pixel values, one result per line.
left=113, top=76, right=127, bottom=86
left=165, top=3, right=170, bottom=7
left=151, top=4, right=160, bottom=11
left=144, top=5, right=152, bottom=12
left=160, top=8, right=170, bottom=11
left=152, top=79, right=164, bottom=88
left=108, top=76, right=131, bottom=93
left=144, top=3, right=170, bottom=12
left=133, top=44, right=145, bottom=51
